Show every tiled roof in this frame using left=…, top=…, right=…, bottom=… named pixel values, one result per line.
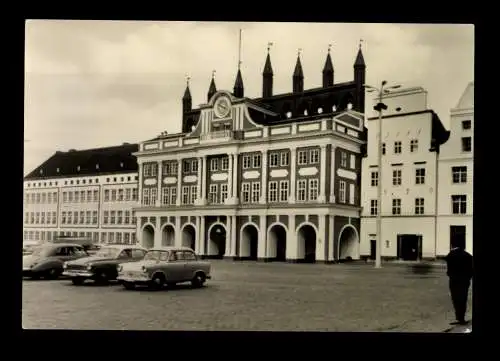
left=24, top=143, right=139, bottom=180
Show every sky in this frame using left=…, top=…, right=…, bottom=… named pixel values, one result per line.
left=24, top=21, right=474, bottom=175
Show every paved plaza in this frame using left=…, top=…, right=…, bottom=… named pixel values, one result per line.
left=22, top=261, right=472, bottom=332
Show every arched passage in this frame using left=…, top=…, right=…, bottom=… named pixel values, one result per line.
left=297, top=224, right=317, bottom=263
left=209, top=223, right=226, bottom=259
left=338, top=225, right=360, bottom=261
left=240, top=223, right=259, bottom=260
left=267, top=223, right=287, bottom=262
left=142, top=224, right=154, bottom=249
left=182, top=224, right=196, bottom=251
left=162, top=224, right=175, bottom=247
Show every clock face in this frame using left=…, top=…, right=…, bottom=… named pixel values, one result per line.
left=214, top=96, right=231, bottom=118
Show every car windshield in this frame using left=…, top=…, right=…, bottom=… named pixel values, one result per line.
left=144, top=250, right=169, bottom=261
left=94, top=247, right=120, bottom=258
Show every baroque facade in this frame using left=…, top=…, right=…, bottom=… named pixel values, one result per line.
left=134, top=47, right=368, bottom=262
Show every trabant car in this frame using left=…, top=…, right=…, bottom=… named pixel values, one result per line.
left=23, top=243, right=88, bottom=279
left=117, top=246, right=211, bottom=290
left=63, top=245, right=147, bottom=285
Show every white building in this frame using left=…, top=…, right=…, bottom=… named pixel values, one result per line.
left=23, top=144, right=140, bottom=245
left=360, top=86, right=450, bottom=261
left=437, top=82, right=474, bottom=255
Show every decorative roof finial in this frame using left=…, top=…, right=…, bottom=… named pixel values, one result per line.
left=328, top=44, right=332, bottom=53
left=298, top=48, right=302, bottom=57
left=186, top=74, right=190, bottom=86
left=267, top=42, right=273, bottom=52
left=212, top=70, right=216, bottom=79
left=359, top=38, right=364, bottom=50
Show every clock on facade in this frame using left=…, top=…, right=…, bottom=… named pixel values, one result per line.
left=214, top=96, right=232, bottom=118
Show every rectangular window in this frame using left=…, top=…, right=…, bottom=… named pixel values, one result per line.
left=392, top=198, right=401, bottom=215
left=110, top=211, right=116, bottom=224
left=394, top=141, right=402, bottom=154
left=142, top=189, right=150, bottom=206
left=462, top=120, right=471, bottom=130
left=151, top=164, right=157, bottom=177
left=80, top=211, right=85, bottom=224
left=339, top=180, right=346, bottom=203
left=461, top=137, right=472, bottom=152
left=86, top=190, right=92, bottom=201
left=52, top=212, right=57, bottom=224
left=221, top=157, right=229, bottom=171
left=40, top=212, right=45, bottom=224
left=279, top=180, right=289, bottom=202
left=183, top=160, right=192, bottom=174
left=53, top=192, right=58, bottom=203
left=308, top=178, right=319, bottom=201
left=47, top=192, right=52, bottom=204
left=452, top=166, right=467, bottom=183
left=350, top=154, right=356, bottom=169
left=93, top=190, right=99, bottom=202
left=182, top=186, right=190, bottom=205
left=209, top=184, right=218, bottom=204
left=416, top=168, right=426, bottom=185
left=86, top=211, right=91, bottom=224
left=150, top=188, right=157, bottom=205
left=125, top=211, right=130, bottom=224
left=309, top=149, right=320, bottom=164
left=75, top=191, right=80, bottom=202
left=124, top=233, right=130, bottom=244
left=118, top=189, right=124, bottom=201
left=371, top=171, right=378, bottom=186
left=415, top=198, right=424, bottom=215
left=192, top=160, right=199, bottom=173
left=221, top=184, right=228, bottom=204
left=143, top=164, right=151, bottom=176
left=92, top=211, right=98, bottom=224
left=68, top=192, right=73, bottom=202
left=280, top=152, right=289, bottom=167
left=132, top=188, right=138, bottom=201
left=111, top=189, right=116, bottom=201
left=253, top=154, right=261, bottom=168
left=125, top=188, right=131, bottom=201
left=104, top=190, right=109, bottom=202
left=117, top=211, right=122, bottom=224
left=370, top=199, right=378, bottom=215
left=170, top=187, right=177, bottom=205
left=269, top=181, right=278, bottom=203
left=340, top=152, right=348, bottom=167
left=392, top=169, right=402, bottom=186
left=190, top=186, right=198, bottom=204
left=80, top=190, right=85, bottom=202
left=270, top=153, right=279, bottom=167
left=63, top=192, right=68, bottom=203
left=62, top=212, right=67, bottom=224
left=242, top=155, right=252, bottom=169
left=162, top=187, right=169, bottom=205
left=452, top=195, right=467, bottom=214
left=241, top=183, right=251, bottom=203
left=297, top=180, right=307, bottom=202
left=410, top=139, right=418, bottom=152
left=298, top=150, right=308, bottom=165
left=251, top=182, right=260, bottom=203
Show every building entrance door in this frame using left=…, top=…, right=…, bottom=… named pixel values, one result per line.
left=450, top=226, right=466, bottom=250
left=397, top=234, right=422, bottom=261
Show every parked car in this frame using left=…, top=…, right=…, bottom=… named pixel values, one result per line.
left=117, top=247, right=211, bottom=290
left=23, top=243, right=88, bottom=279
left=62, top=245, right=147, bottom=285
left=52, top=237, right=99, bottom=254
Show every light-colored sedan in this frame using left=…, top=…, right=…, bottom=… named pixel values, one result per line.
left=116, top=246, right=211, bottom=290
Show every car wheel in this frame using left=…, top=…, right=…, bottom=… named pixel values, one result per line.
left=191, top=272, right=206, bottom=288
left=45, top=268, right=61, bottom=280
left=123, top=282, right=135, bottom=290
left=71, top=278, right=84, bottom=286
left=95, top=271, right=109, bottom=285
left=150, top=274, right=165, bottom=290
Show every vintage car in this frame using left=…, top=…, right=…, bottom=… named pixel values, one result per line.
left=23, top=243, right=88, bottom=279
left=62, top=245, right=147, bottom=285
left=117, top=246, right=211, bottom=290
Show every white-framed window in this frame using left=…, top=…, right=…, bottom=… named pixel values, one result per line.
left=124, top=233, right=130, bottom=244
left=132, top=188, right=138, bottom=201
left=111, top=189, right=116, bottom=201
left=143, top=164, right=151, bottom=176
left=452, top=195, right=467, bottom=214
left=125, top=188, right=131, bottom=201
left=117, top=211, right=123, bottom=224
left=270, top=153, right=279, bottom=167
left=117, top=189, right=123, bottom=201
left=393, top=169, right=402, bottom=186
left=349, top=184, right=355, bottom=204
left=415, top=198, right=424, bottom=215
left=80, top=191, right=85, bottom=202
left=53, top=192, right=58, bottom=203
left=298, top=150, right=308, bottom=165
left=221, top=157, right=229, bottom=171
left=142, top=188, right=150, bottom=206
left=297, top=180, right=307, bottom=202
left=93, top=190, right=99, bottom=202
left=394, top=141, right=402, bottom=154
left=86, top=190, right=92, bottom=201
left=184, top=160, right=192, bottom=174
left=279, top=180, right=289, bottom=202
left=308, top=178, right=319, bottom=201
left=74, top=191, right=80, bottom=203
left=371, top=171, right=378, bottom=186
left=370, top=199, right=378, bottom=215
left=80, top=211, right=85, bottom=224
left=182, top=186, right=190, bottom=205
left=210, top=158, right=218, bottom=172
left=150, top=188, right=157, bottom=205
left=339, top=180, right=346, bottom=203
left=162, top=187, right=169, bottom=205
left=190, top=185, right=198, bottom=204
left=47, top=192, right=52, bottom=203
left=110, top=211, right=116, bottom=224
left=124, top=211, right=130, bottom=224
left=241, top=183, right=251, bottom=203
left=392, top=198, right=401, bottom=215
left=52, top=212, right=57, bottom=224
left=462, top=120, right=472, bottom=130
left=350, top=154, right=355, bottom=169
left=280, top=152, right=289, bottom=167
left=151, top=164, right=157, bottom=177
left=452, top=166, right=467, bottom=183
left=340, top=152, right=348, bottom=167
left=63, top=192, right=68, bottom=203
left=268, top=181, right=278, bottom=202
left=86, top=211, right=91, bottom=224
left=410, top=139, right=418, bottom=152
left=209, top=184, right=218, bottom=204
left=93, top=211, right=98, bottom=224
left=251, top=182, right=260, bottom=203
left=163, top=162, right=171, bottom=175
left=253, top=154, right=261, bottom=168
left=242, top=155, right=252, bottom=169
left=116, top=233, right=122, bottom=244
left=415, top=168, right=426, bottom=185
left=170, top=187, right=177, bottom=205
left=461, top=137, right=472, bottom=152
left=309, top=149, right=320, bottom=164
left=40, top=212, right=45, bottom=224
left=191, top=160, right=198, bottom=173
left=221, top=184, right=228, bottom=203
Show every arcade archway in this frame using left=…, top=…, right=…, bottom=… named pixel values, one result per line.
left=240, top=224, right=258, bottom=260
left=162, top=225, right=175, bottom=247
left=142, top=225, right=154, bottom=249
left=297, top=224, right=317, bottom=263
left=267, top=224, right=287, bottom=262
left=338, top=225, right=359, bottom=261
left=182, top=224, right=196, bottom=251
left=209, top=223, right=226, bottom=258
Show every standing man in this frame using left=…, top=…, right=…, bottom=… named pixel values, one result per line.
left=445, top=245, right=473, bottom=325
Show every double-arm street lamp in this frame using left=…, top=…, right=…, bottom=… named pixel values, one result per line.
left=364, top=81, right=401, bottom=269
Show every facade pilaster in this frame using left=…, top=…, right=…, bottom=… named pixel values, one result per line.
left=153, top=216, right=161, bottom=248
left=231, top=215, right=237, bottom=257
left=176, top=158, right=182, bottom=206
left=260, top=151, right=268, bottom=204
left=258, top=215, right=267, bottom=259
left=318, top=144, right=327, bottom=203
left=232, top=153, right=239, bottom=204
left=289, top=146, right=297, bottom=204
left=199, top=215, right=206, bottom=256
left=225, top=215, right=232, bottom=256
left=156, top=161, right=162, bottom=207
left=316, top=215, right=326, bottom=261
left=328, top=215, right=335, bottom=262
left=329, top=145, right=336, bottom=203
left=286, top=214, right=297, bottom=260
left=174, top=216, right=181, bottom=247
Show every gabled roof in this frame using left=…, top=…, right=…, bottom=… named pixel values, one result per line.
left=24, top=143, right=139, bottom=180
left=456, top=82, right=474, bottom=109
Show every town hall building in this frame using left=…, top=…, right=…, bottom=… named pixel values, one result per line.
left=133, top=46, right=368, bottom=263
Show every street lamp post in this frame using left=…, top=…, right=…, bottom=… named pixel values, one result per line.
left=364, top=81, right=401, bottom=268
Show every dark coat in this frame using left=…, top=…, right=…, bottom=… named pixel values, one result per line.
left=445, top=248, right=473, bottom=279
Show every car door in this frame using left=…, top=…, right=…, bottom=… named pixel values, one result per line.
left=166, top=251, right=186, bottom=281
left=182, top=250, right=197, bottom=279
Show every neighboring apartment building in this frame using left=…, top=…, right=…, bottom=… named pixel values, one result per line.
left=360, top=86, right=450, bottom=261
left=437, top=82, right=474, bottom=255
left=133, top=46, right=368, bottom=263
left=23, top=144, right=139, bottom=245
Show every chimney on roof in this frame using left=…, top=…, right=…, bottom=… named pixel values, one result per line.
left=69, top=149, right=76, bottom=152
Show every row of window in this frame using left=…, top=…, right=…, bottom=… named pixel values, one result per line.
left=102, top=211, right=137, bottom=225
left=103, top=188, right=138, bottom=202
left=368, top=194, right=467, bottom=216
left=381, top=139, right=419, bottom=155
left=25, top=192, right=58, bottom=204
left=24, top=230, right=137, bottom=244
left=371, top=168, right=426, bottom=187
left=25, top=211, right=58, bottom=225
left=26, top=175, right=138, bottom=189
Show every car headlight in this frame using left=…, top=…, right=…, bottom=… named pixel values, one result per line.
left=86, top=264, right=93, bottom=270
left=63, top=262, right=68, bottom=269
left=117, top=265, right=123, bottom=272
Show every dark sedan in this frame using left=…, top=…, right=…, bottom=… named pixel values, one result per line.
left=62, top=245, right=147, bottom=285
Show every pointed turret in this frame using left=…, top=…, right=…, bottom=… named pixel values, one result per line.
left=262, top=43, right=274, bottom=98
left=354, top=40, right=366, bottom=113
left=233, top=67, right=244, bottom=98
left=207, top=70, right=217, bottom=102
left=293, top=49, right=304, bottom=93
left=182, top=76, right=192, bottom=113
left=323, top=44, right=334, bottom=87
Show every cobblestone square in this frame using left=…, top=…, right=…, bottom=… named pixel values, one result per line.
left=22, top=261, right=471, bottom=332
